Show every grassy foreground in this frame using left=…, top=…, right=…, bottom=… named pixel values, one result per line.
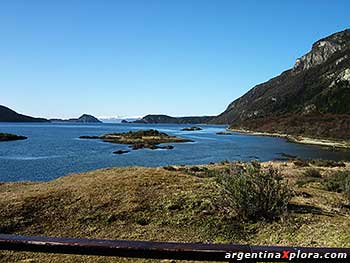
left=0, top=161, right=350, bottom=262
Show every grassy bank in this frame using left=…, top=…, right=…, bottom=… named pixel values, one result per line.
left=0, top=161, right=350, bottom=262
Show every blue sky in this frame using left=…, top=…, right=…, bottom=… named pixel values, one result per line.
left=1, top=1, right=349, bottom=119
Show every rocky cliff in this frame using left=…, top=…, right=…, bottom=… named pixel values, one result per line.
left=211, top=29, right=350, bottom=140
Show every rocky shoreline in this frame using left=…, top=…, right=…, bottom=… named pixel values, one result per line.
left=228, top=128, right=350, bottom=149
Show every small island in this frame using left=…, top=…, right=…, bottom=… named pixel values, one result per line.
left=0, top=133, right=27, bottom=141
left=181, top=126, right=202, bottom=131
left=113, top=150, right=130, bottom=155
left=80, top=129, right=192, bottom=150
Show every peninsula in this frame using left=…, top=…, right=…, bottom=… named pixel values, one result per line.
left=0, top=105, right=48, bottom=122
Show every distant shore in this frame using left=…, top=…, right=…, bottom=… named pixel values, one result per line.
left=228, top=128, right=350, bottom=149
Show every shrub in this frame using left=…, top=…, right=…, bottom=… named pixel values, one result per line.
left=310, top=159, right=346, bottom=168
left=295, top=178, right=320, bottom=188
left=324, top=171, right=350, bottom=196
left=293, top=159, right=309, bottom=167
left=163, top=166, right=177, bottom=171
left=344, top=178, right=350, bottom=204
left=303, top=168, right=322, bottom=178
left=218, top=164, right=292, bottom=222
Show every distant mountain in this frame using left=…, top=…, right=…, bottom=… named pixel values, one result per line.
left=99, top=117, right=141, bottom=123
left=50, top=114, right=102, bottom=123
left=211, top=29, right=350, bottom=140
left=133, top=114, right=215, bottom=124
left=0, top=105, right=49, bottom=122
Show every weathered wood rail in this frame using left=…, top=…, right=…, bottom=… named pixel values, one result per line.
left=0, top=234, right=349, bottom=262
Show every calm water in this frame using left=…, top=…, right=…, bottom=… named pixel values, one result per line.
left=1, top=123, right=350, bottom=182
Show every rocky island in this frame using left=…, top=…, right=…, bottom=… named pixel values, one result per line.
left=80, top=129, right=192, bottom=151
left=0, top=133, right=27, bottom=141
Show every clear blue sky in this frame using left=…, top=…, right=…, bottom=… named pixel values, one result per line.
left=1, top=0, right=349, bottom=119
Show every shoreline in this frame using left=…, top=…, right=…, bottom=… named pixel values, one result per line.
left=228, top=128, right=350, bottom=149
left=2, top=159, right=349, bottom=185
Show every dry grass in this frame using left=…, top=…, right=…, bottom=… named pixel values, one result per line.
left=0, top=161, right=350, bottom=262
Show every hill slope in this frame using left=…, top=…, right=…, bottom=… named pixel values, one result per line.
left=211, top=29, right=350, bottom=140
left=76, top=114, right=102, bottom=123
left=0, top=105, right=48, bottom=122
left=50, top=114, right=102, bottom=123
left=134, top=114, right=215, bottom=124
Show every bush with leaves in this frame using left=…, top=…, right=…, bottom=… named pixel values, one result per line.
left=324, top=171, right=350, bottom=204
left=345, top=178, right=350, bottom=204
left=218, top=163, right=292, bottom=222
left=303, top=168, right=322, bottom=178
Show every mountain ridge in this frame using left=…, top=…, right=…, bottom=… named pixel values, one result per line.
left=133, top=114, right=215, bottom=124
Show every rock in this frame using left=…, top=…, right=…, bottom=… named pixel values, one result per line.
left=293, top=30, right=350, bottom=72
left=130, top=143, right=156, bottom=150
left=158, top=145, right=174, bottom=150
left=113, top=150, right=130, bottom=155
left=181, top=126, right=202, bottom=131
left=79, top=135, right=100, bottom=139
left=130, top=143, right=174, bottom=150
left=0, top=133, right=27, bottom=141
left=216, top=131, right=233, bottom=135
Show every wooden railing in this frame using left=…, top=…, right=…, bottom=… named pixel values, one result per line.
left=0, top=234, right=349, bottom=262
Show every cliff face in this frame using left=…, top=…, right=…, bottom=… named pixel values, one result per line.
left=211, top=29, right=350, bottom=140
left=134, top=114, right=215, bottom=124
left=293, top=30, right=350, bottom=72
left=0, top=105, right=49, bottom=122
